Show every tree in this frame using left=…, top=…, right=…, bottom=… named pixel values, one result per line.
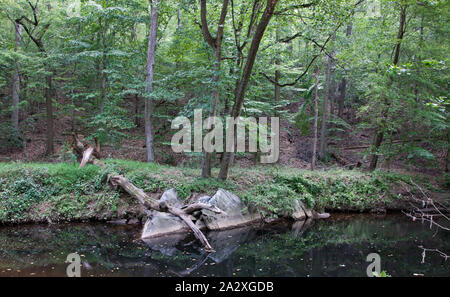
left=319, top=54, right=331, bottom=160
left=311, top=65, right=320, bottom=170
left=337, top=22, right=352, bottom=118
left=11, top=22, right=22, bottom=133
left=144, top=0, right=159, bottom=163
left=200, top=0, right=229, bottom=178
left=15, top=0, right=54, bottom=155
left=219, top=0, right=279, bottom=180
left=368, top=3, right=407, bottom=171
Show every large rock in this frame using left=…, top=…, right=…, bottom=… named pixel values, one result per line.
left=201, top=189, right=261, bottom=230
left=160, top=188, right=183, bottom=208
left=291, top=200, right=313, bottom=220
left=141, top=211, right=189, bottom=239
left=291, top=200, right=306, bottom=220
left=141, top=189, right=188, bottom=239
left=197, top=195, right=211, bottom=204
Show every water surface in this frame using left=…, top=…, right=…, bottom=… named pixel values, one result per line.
left=0, top=214, right=448, bottom=277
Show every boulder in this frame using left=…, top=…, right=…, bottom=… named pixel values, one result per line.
left=197, top=196, right=211, bottom=204
left=201, top=189, right=261, bottom=230
left=141, top=189, right=189, bottom=239
left=160, top=188, right=183, bottom=208
left=291, top=200, right=315, bottom=220
left=291, top=200, right=307, bottom=220
left=141, top=211, right=189, bottom=239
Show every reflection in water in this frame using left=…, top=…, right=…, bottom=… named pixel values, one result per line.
left=0, top=214, right=448, bottom=277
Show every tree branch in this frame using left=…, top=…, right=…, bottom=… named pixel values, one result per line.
left=273, top=2, right=315, bottom=15
left=261, top=0, right=365, bottom=87
left=200, top=0, right=217, bottom=49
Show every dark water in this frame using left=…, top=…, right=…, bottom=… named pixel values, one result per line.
left=0, top=214, right=448, bottom=277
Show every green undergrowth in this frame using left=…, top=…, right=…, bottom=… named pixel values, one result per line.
left=0, top=160, right=432, bottom=223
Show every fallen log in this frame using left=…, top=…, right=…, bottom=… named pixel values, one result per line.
left=70, top=133, right=224, bottom=252
left=330, top=151, right=351, bottom=166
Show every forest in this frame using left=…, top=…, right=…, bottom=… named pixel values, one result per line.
left=0, top=0, right=448, bottom=278
left=0, top=0, right=448, bottom=178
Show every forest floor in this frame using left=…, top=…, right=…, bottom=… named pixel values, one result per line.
left=1, top=101, right=446, bottom=184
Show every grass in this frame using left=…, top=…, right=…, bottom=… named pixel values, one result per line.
left=0, top=159, right=429, bottom=224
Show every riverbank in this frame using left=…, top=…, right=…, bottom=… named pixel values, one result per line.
left=0, top=160, right=445, bottom=224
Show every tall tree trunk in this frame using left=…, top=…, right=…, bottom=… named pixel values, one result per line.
left=11, top=22, right=22, bottom=133
left=134, top=94, right=139, bottom=127
left=98, top=17, right=109, bottom=112
left=369, top=6, right=406, bottom=171
left=274, top=24, right=281, bottom=102
left=337, top=78, right=346, bottom=118
left=328, top=34, right=336, bottom=116
left=337, top=23, right=352, bottom=118
left=177, top=8, right=182, bottom=29
left=219, top=0, right=279, bottom=180
left=45, top=68, right=54, bottom=155
left=311, top=66, right=320, bottom=170
left=202, top=48, right=223, bottom=177
left=319, top=55, right=331, bottom=160
left=200, top=0, right=229, bottom=178
left=144, top=0, right=159, bottom=163
left=44, top=2, right=54, bottom=156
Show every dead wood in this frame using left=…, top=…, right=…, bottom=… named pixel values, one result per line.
left=70, top=133, right=224, bottom=252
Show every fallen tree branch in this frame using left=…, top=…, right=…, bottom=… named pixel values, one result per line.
left=401, top=180, right=449, bottom=263
left=70, top=133, right=221, bottom=252
left=79, top=147, right=94, bottom=169
left=419, top=246, right=449, bottom=263
left=182, top=203, right=225, bottom=215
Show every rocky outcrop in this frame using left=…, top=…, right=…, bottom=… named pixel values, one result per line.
left=201, top=189, right=262, bottom=230
left=291, top=200, right=315, bottom=220
left=141, top=188, right=328, bottom=240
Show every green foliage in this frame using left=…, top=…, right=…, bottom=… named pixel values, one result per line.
left=0, top=123, right=22, bottom=152
left=0, top=163, right=120, bottom=222
left=439, top=173, right=450, bottom=190
left=275, top=169, right=410, bottom=212
left=0, top=161, right=422, bottom=223
left=293, top=110, right=311, bottom=136
left=373, top=270, right=392, bottom=277
left=242, top=183, right=297, bottom=218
